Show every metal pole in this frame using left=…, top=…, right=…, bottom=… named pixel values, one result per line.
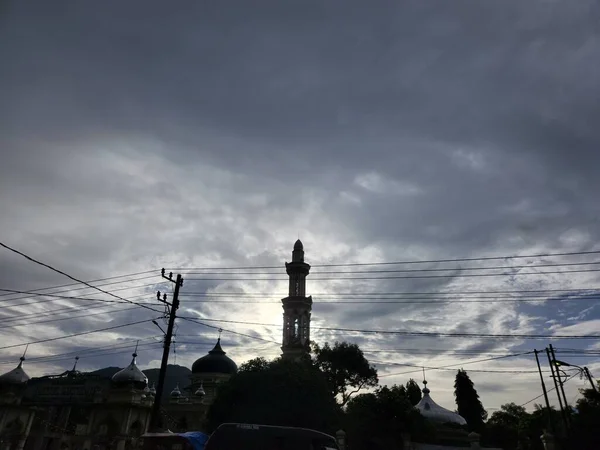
left=149, top=273, right=182, bottom=431
left=534, top=349, right=554, bottom=433
left=584, top=367, right=597, bottom=393
left=546, top=347, right=568, bottom=435
left=549, top=344, right=571, bottom=428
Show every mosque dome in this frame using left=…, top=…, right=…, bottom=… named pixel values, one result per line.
left=111, top=351, right=148, bottom=389
left=415, top=380, right=467, bottom=426
left=194, top=383, right=206, bottom=397
left=171, top=384, right=182, bottom=398
left=0, top=357, right=30, bottom=385
left=191, top=339, right=237, bottom=375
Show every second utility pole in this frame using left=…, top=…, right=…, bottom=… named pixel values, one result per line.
left=149, top=270, right=183, bottom=432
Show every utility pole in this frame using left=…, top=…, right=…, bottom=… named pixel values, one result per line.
left=549, top=344, right=571, bottom=429
left=546, top=347, right=568, bottom=435
left=149, top=269, right=183, bottom=432
left=583, top=367, right=597, bottom=393
left=534, top=349, right=554, bottom=433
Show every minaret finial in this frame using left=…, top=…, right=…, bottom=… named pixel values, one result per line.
left=72, top=356, right=79, bottom=371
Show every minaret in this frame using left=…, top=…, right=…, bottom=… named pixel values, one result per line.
left=281, top=239, right=312, bottom=359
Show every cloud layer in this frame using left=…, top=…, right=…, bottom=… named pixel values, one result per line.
left=1, top=0, right=599, bottom=412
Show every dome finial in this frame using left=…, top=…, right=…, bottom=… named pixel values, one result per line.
left=422, top=367, right=430, bottom=394
left=18, top=344, right=28, bottom=367
left=72, top=356, right=79, bottom=372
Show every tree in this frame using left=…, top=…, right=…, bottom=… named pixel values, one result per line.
left=454, top=369, right=487, bottom=432
left=345, top=384, right=433, bottom=450
left=406, top=378, right=422, bottom=406
left=312, top=341, right=378, bottom=406
left=483, top=403, right=529, bottom=450
left=571, top=385, right=600, bottom=450
left=205, top=357, right=340, bottom=433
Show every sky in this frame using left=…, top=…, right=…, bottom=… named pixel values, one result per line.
left=1, top=0, right=600, bottom=414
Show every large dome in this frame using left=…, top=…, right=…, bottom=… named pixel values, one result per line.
left=112, top=351, right=148, bottom=389
left=192, top=339, right=237, bottom=375
left=416, top=380, right=467, bottom=426
left=0, top=357, right=30, bottom=385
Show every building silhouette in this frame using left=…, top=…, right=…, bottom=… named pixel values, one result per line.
left=0, top=240, right=309, bottom=450
left=281, top=239, right=312, bottom=359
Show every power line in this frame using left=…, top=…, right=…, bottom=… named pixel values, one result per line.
left=0, top=305, right=148, bottom=330
left=181, top=287, right=600, bottom=298
left=0, top=284, right=163, bottom=309
left=0, top=318, right=158, bottom=351
left=0, top=336, right=163, bottom=365
left=520, top=372, right=580, bottom=407
left=180, top=260, right=600, bottom=275
left=179, top=316, right=280, bottom=344
left=0, top=275, right=160, bottom=303
left=0, top=288, right=132, bottom=305
left=170, top=249, right=600, bottom=270
left=370, top=352, right=538, bottom=378
left=0, top=270, right=158, bottom=299
left=183, top=268, right=600, bottom=281
left=177, top=295, right=600, bottom=304
left=0, top=242, right=162, bottom=314
left=178, top=316, right=600, bottom=340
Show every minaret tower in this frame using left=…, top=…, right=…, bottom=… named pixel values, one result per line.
left=281, top=239, right=312, bottom=359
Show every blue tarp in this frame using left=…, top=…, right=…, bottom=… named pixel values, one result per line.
left=178, top=432, right=210, bottom=450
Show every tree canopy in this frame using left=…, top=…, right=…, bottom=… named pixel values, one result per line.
left=312, top=341, right=378, bottom=406
left=205, top=357, right=341, bottom=434
left=406, top=378, right=422, bottom=406
left=454, top=369, right=487, bottom=432
left=345, top=384, right=432, bottom=450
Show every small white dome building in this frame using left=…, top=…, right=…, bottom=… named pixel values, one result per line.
left=415, top=380, right=467, bottom=426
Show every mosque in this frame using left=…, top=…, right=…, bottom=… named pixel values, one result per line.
left=0, top=241, right=314, bottom=450
left=0, top=240, right=476, bottom=450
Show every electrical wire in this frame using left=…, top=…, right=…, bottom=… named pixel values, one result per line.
left=0, top=318, right=159, bottom=351
left=177, top=295, right=600, bottom=304
left=177, top=316, right=600, bottom=340
left=179, top=316, right=280, bottom=344
left=0, top=270, right=158, bottom=299
left=519, top=372, right=579, bottom=407
left=0, top=305, right=150, bottom=330
left=0, top=275, right=160, bottom=303
left=182, top=268, right=600, bottom=281
left=0, top=242, right=164, bottom=315
left=0, top=283, right=164, bottom=308
left=169, top=249, right=600, bottom=270
left=181, top=260, right=600, bottom=275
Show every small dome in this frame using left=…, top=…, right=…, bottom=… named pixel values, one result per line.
left=171, top=384, right=181, bottom=397
left=0, top=357, right=30, bottom=385
left=191, top=339, right=237, bottom=375
left=111, top=351, right=148, bottom=389
left=194, top=383, right=206, bottom=397
left=294, top=239, right=303, bottom=251
left=416, top=380, right=467, bottom=426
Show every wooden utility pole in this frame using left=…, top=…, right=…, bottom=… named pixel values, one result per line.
left=149, top=269, right=183, bottom=432
left=534, top=349, right=554, bottom=433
